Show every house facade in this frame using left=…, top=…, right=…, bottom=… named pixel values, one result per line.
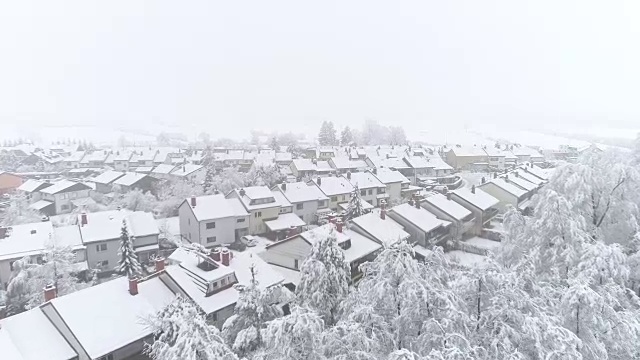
left=178, top=194, right=250, bottom=246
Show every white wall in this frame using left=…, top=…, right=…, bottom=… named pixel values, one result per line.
left=178, top=201, right=198, bottom=243
left=247, top=206, right=280, bottom=235
left=262, top=236, right=311, bottom=270
left=86, top=239, right=120, bottom=272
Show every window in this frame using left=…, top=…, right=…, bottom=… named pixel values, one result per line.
left=360, top=190, right=367, bottom=196
left=221, top=278, right=227, bottom=286
left=206, top=222, right=216, bottom=229
left=254, top=211, right=262, bottom=218
left=61, top=204, right=70, bottom=211
left=237, top=218, right=245, bottom=223
left=212, top=281, right=218, bottom=288
left=379, top=187, right=385, bottom=193
left=368, top=189, right=373, bottom=195
left=331, top=196, right=337, bottom=202
left=296, top=203, right=304, bottom=210
left=98, top=260, right=109, bottom=267
left=294, top=259, right=299, bottom=269
left=207, top=236, right=216, bottom=243
left=96, top=243, right=107, bottom=252
left=318, top=200, right=327, bottom=208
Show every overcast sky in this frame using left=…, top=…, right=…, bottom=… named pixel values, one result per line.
left=1, top=0, right=639, bottom=139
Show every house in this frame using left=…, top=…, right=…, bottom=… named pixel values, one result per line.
left=450, top=186, right=500, bottom=235
left=0, top=221, right=86, bottom=287
left=499, top=173, right=538, bottom=193
left=149, top=163, right=177, bottom=180
left=350, top=208, right=410, bottom=246
left=425, top=156, right=454, bottom=178
left=112, top=172, right=159, bottom=194
left=346, top=171, right=388, bottom=207
left=328, top=157, right=368, bottom=174
left=512, top=147, right=545, bottom=165
left=163, top=246, right=287, bottom=327
left=38, top=180, right=93, bottom=215
left=169, top=163, right=205, bottom=184
left=178, top=194, right=250, bottom=247
left=444, top=147, right=489, bottom=170
left=518, top=163, right=550, bottom=181
left=0, top=172, right=23, bottom=195
left=130, top=149, right=159, bottom=168
left=512, top=168, right=546, bottom=186
left=78, top=210, right=160, bottom=272
left=272, top=182, right=329, bottom=224
left=275, top=152, right=293, bottom=165
left=478, top=178, right=529, bottom=213
left=290, top=159, right=317, bottom=179
left=91, top=170, right=126, bottom=194
left=226, top=187, right=282, bottom=235
left=80, top=150, right=109, bottom=168
left=317, top=147, right=337, bottom=160
left=387, top=202, right=451, bottom=251
left=17, top=179, right=53, bottom=203
left=62, top=151, right=85, bottom=169
left=111, top=150, right=133, bottom=171
left=308, top=176, right=354, bottom=211
left=315, top=161, right=334, bottom=176
left=402, top=156, right=434, bottom=185
left=484, top=147, right=507, bottom=169
left=421, top=193, right=475, bottom=239
left=371, top=168, right=409, bottom=203
left=263, top=212, right=306, bottom=241
left=262, top=222, right=381, bottom=284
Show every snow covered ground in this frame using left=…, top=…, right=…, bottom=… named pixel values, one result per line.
left=464, top=236, right=502, bottom=250
left=445, top=250, right=491, bottom=268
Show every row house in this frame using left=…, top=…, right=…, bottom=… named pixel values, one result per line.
left=387, top=202, right=451, bottom=253
left=346, top=171, right=388, bottom=207
left=445, top=146, right=545, bottom=170
left=36, top=180, right=93, bottom=216
left=421, top=193, right=475, bottom=240
left=307, top=176, right=354, bottom=211
left=370, top=168, right=418, bottom=203
left=328, top=157, right=368, bottom=174
left=112, top=172, right=159, bottom=194
left=80, top=150, right=110, bottom=168
left=450, top=186, right=500, bottom=235
left=444, top=147, right=489, bottom=170
left=271, top=182, right=329, bottom=224
left=226, top=186, right=282, bottom=235
left=478, top=177, right=529, bottom=213
left=168, top=163, right=205, bottom=184
left=92, top=170, right=126, bottom=194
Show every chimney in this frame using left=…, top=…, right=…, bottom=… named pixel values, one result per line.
left=155, top=257, right=165, bottom=272
left=239, top=188, right=246, bottom=197
left=372, top=168, right=377, bottom=175
left=317, top=177, right=322, bottom=186
left=505, top=175, right=509, bottom=182
left=287, top=225, right=298, bottom=237
left=328, top=216, right=337, bottom=225
left=471, top=185, right=476, bottom=194
left=129, top=278, right=139, bottom=296
left=380, top=200, right=386, bottom=220
left=44, top=284, right=57, bottom=302
left=515, top=171, right=519, bottom=178
left=446, top=193, right=452, bottom=201
left=346, top=171, right=351, bottom=180
left=191, top=196, right=196, bottom=207
left=221, top=248, right=231, bottom=266
left=493, top=172, right=497, bottom=179
left=81, top=212, right=88, bottom=226
left=336, top=219, right=343, bottom=233
left=408, top=198, right=414, bottom=206
left=183, top=165, right=186, bottom=172
left=481, top=176, right=486, bottom=184
left=211, top=247, right=221, bottom=261
left=281, top=182, right=286, bottom=191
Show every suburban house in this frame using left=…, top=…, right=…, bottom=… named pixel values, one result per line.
left=347, top=171, right=388, bottom=207
left=130, top=149, right=159, bottom=168
left=317, top=147, right=337, bottom=160
left=308, top=176, right=354, bottom=211
left=169, top=163, right=205, bottom=184
left=17, top=179, right=53, bottom=203
left=37, top=180, right=93, bottom=215
left=387, top=202, right=451, bottom=252
left=226, top=187, right=283, bottom=235
left=271, top=182, right=329, bottom=224
left=421, top=193, right=475, bottom=239
left=112, top=150, right=134, bottom=171
left=512, top=146, right=545, bottom=165
left=478, top=178, right=529, bottom=213
left=328, top=157, right=368, bottom=174
left=518, top=163, right=550, bottom=181
left=290, top=159, right=317, bottom=179
left=149, top=163, right=177, bottom=180
left=401, top=156, right=434, bottom=185
left=450, top=186, right=500, bottom=235
left=178, top=194, right=250, bottom=246
left=62, top=151, right=85, bottom=169
left=425, top=155, right=455, bottom=178
left=0, top=221, right=86, bottom=287
left=371, top=168, right=409, bottom=203
left=350, top=208, right=410, bottom=247
left=113, top=172, right=159, bottom=194
left=79, top=150, right=109, bottom=168
left=91, top=170, right=126, bottom=193
left=444, top=147, right=489, bottom=170
left=261, top=222, right=381, bottom=285
left=512, top=168, right=546, bottom=186
left=78, top=210, right=160, bottom=272
left=484, top=147, right=507, bottom=169
left=499, top=173, right=538, bottom=194
left=275, top=152, right=293, bottom=166
left=163, top=246, right=287, bottom=327
left=0, top=172, right=23, bottom=195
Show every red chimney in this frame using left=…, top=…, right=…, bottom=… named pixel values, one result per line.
left=155, top=257, right=165, bottom=272
left=414, top=196, right=421, bottom=209
left=44, top=284, right=57, bottom=302
left=221, top=248, right=231, bottom=266
left=129, top=278, right=139, bottom=296
left=211, top=247, right=221, bottom=261
left=446, top=193, right=452, bottom=201
left=471, top=185, right=476, bottom=194
left=336, top=219, right=343, bottom=233
left=346, top=171, right=351, bottom=180
left=191, top=196, right=196, bottom=207
left=81, top=212, right=88, bottom=226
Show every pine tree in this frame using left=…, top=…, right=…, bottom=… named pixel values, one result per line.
left=345, top=185, right=365, bottom=220
left=318, top=121, right=337, bottom=146
left=296, top=227, right=350, bottom=326
left=116, top=219, right=142, bottom=278
left=340, top=126, right=353, bottom=146
left=270, top=136, right=279, bottom=151
left=203, top=165, right=215, bottom=194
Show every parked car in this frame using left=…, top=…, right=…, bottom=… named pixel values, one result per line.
left=241, top=235, right=258, bottom=247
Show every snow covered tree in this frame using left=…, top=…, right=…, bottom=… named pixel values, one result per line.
left=116, top=219, right=142, bottom=278
left=340, top=126, right=353, bottom=146
left=146, top=296, right=238, bottom=360
left=270, top=136, right=279, bottom=150
left=256, top=306, right=325, bottom=360
left=320, top=320, right=381, bottom=359
left=296, top=227, right=350, bottom=325
left=318, top=121, right=338, bottom=146
left=344, top=185, right=365, bottom=220
left=203, top=165, right=216, bottom=194
left=388, top=126, right=407, bottom=146
left=0, top=192, right=44, bottom=226
left=246, top=164, right=284, bottom=188
left=4, top=259, right=31, bottom=315
left=222, top=265, right=291, bottom=357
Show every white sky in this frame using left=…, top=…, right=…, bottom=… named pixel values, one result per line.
left=1, top=0, right=639, bottom=139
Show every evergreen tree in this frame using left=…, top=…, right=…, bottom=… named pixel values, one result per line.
left=146, top=297, right=238, bottom=360
left=345, top=185, right=365, bottom=220
left=296, top=227, right=350, bottom=326
left=318, top=121, right=337, bottom=146
left=340, top=126, right=353, bottom=146
left=116, top=219, right=142, bottom=278
left=270, top=136, right=279, bottom=151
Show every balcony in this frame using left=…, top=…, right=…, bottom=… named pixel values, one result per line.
left=482, top=208, right=499, bottom=224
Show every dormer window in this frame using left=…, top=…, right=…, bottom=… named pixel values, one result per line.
left=339, top=239, right=352, bottom=250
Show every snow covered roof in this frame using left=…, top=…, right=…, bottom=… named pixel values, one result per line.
left=275, top=152, right=292, bottom=162
left=519, top=164, right=550, bottom=180
left=80, top=151, right=109, bottom=163
left=46, top=276, right=175, bottom=359
left=268, top=264, right=301, bottom=286
left=337, top=198, right=374, bottom=211
left=330, top=157, right=368, bottom=170
left=29, top=199, right=54, bottom=211
left=271, top=190, right=292, bottom=208
left=186, top=194, right=249, bottom=221
left=424, top=193, right=473, bottom=220
left=111, top=150, right=133, bottom=161
left=402, top=156, right=433, bottom=169
left=40, top=180, right=90, bottom=194
left=151, top=163, right=176, bottom=174
left=389, top=203, right=449, bottom=233
left=230, top=186, right=281, bottom=211
left=0, top=308, right=78, bottom=360
left=130, top=149, right=158, bottom=162
left=480, top=178, right=527, bottom=198
left=292, top=159, right=317, bottom=172
left=351, top=211, right=410, bottom=246
left=264, top=213, right=306, bottom=231
left=373, top=168, right=410, bottom=184
left=0, top=221, right=55, bottom=261
left=501, top=175, right=537, bottom=191
left=91, top=170, right=126, bottom=185
left=112, top=172, right=149, bottom=187
left=170, top=163, right=203, bottom=177
left=381, top=157, right=411, bottom=170
left=348, top=171, right=385, bottom=189
left=451, top=188, right=500, bottom=211
left=316, top=161, right=333, bottom=172
left=64, top=151, right=86, bottom=162
left=17, top=179, right=51, bottom=193
left=166, top=248, right=284, bottom=314
left=78, top=210, right=159, bottom=244
left=274, top=182, right=329, bottom=204
left=310, top=176, right=354, bottom=196
left=425, top=156, right=453, bottom=171
left=512, top=170, right=545, bottom=185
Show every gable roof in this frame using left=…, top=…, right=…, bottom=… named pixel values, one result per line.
left=351, top=211, right=410, bottom=245
left=480, top=178, right=527, bottom=198
left=451, top=188, right=500, bottom=211
left=151, top=164, right=176, bottom=175
left=274, top=182, right=328, bottom=204
left=78, top=210, right=159, bottom=243
left=113, top=172, right=151, bottom=187
left=184, top=194, right=248, bottom=221
left=17, top=179, right=52, bottom=193
left=309, top=176, right=354, bottom=196
left=170, top=163, right=204, bottom=177
left=348, top=171, right=385, bottom=189
left=91, top=170, right=126, bottom=185
left=500, top=175, right=537, bottom=191
left=389, top=203, right=450, bottom=233
left=291, top=159, right=317, bottom=172
left=40, top=180, right=91, bottom=194
left=424, top=193, right=473, bottom=220
left=373, top=168, right=410, bottom=184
